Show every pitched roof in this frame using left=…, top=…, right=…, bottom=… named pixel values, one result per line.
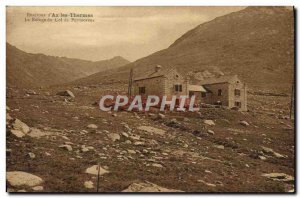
left=133, top=66, right=175, bottom=81
left=199, top=75, right=239, bottom=85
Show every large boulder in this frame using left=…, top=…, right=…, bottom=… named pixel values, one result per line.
left=261, top=146, right=285, bottom=158
left=10, top=119, right=30, bottom=138
left=7, top=171, right=43, bottom=187
left=84, top=181, right=94, bottom=189
left=85, top=165, right=109, bottom=176
left=262, top=173, right=294, bottom=182
left=56, top=90, right=75, bottom=98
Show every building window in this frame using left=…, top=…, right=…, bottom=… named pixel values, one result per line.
left=139, top=87, right=145, bottom=94
left=235, top=101, right=241, bottom=108
left=235, top=89, right=241, bottom=96
left=201, top=92, right=206, bottom=98
left=218, top=89, right=222, bottom=96
left=175, top=84, right=182, bottom=92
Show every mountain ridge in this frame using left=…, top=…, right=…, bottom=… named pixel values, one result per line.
left=6, top=43, right=130, bottom=88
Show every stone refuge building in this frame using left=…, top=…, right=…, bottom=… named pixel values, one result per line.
left=132, top=65, right=247, bottom=111
left=199, top=75, right=247, bottom=111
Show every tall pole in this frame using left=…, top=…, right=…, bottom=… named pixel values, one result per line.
left=128, top=68, right=133, bottom=97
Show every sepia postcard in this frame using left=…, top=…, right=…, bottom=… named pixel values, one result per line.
left=6, top=6, right=295, bottom=193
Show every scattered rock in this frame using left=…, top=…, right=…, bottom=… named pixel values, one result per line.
left=61, top=136, right=70, bottom=140
left=214, top=145, right=224, bottom=149
left=56, top=90, right=75, bottom=98
left=107, top=133, right=120, bottom=142
left=207, top=130, right=215, bottom=135
left=32, top=186, right=44, bottom=191
left=127, top=149, right=136, bottom=154
left=137, top=126, right=166, bottom=136
left=27, top=128, right=51, bottom=138
left=197, top=179, right=216, bottom=187
left=152, top=163, right=163, bottom=168
left=134, top=141, right=145, bottom=146
left=125, top=140, right=132, bottom=144
left=26, top=90, right=37, bottom=95
left=239, top=121, right=250, bottom=126
left=204, top=120, right=215, bottom=126
left=130, top=134, right=140, bottom=140
left=6, top=171, right=43, bottom=187
left=157, top=113, right=166, bottom=119
left=6, top=113, right=12, bottom=122
left=258, top=155, right=267, bottom=160
left=85, top=165, right=110, bottom=176
left=121, top=132, right=129, bottom=138
left=59, top=144, right=73, bottom=151
left=28, top=152, right=36, bottom=159
left=183, top=117, right=190, bottom=122
left=262, top=173, right=294, bottom=182
left=84, top=181, right=94, bottom=189
left=122, top=181, right=183, bottom=192
left=81, top=147, right=89, bottom=153
left=87, top=124, right=98, bottom=129
left=44, top=92, right=51, bottom=96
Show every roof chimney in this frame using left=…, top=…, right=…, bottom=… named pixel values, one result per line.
left=155, top=65, right=162, bottom=72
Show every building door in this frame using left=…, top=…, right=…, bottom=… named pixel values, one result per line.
left=189, top=91, right=194, bottom=97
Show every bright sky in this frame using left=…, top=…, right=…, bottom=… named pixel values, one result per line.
left=7, top=6, right=245, bottom=61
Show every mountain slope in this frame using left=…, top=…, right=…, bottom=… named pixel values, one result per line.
left=77, top=6, right=294, bottom=92
left=6, top=43, right=130, bottom=88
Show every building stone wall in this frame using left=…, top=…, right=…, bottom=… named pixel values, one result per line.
left=164, top=69, right=188, bottom=97
left=228, top=83, right=247, bottom=111
left=133, top=76, right=165, bottom=97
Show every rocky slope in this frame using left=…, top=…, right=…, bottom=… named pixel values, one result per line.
left=6, top=43, right=130, bottom=88
left=6, top=84, right=294, bottom=192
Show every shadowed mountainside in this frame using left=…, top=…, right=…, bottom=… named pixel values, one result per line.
left=75, top=6, right=294, bottom=93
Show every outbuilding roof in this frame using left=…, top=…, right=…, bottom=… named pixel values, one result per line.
left=199, top=75, right=239, bottom=85
left=188, top=85, right=207, bottom=92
